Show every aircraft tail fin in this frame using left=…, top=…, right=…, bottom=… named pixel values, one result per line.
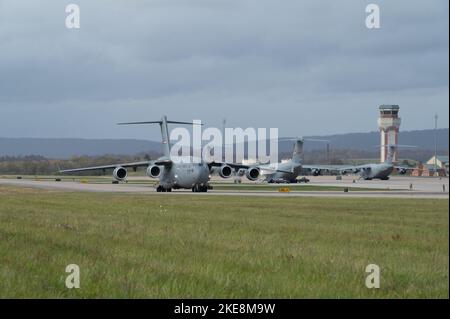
left=383, top=144, right=416, bottom=164
left=118, top=116, right=202, bottom=158
left=292, top=138, right=304, bottom=164
left=386, top=145, right=396, bottom=164
left=281, top=137, right=328, bottom=164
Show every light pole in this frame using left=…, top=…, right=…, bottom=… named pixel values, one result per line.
left=327, top=142, right=330, bottom=165
left=434, top=114, right=438, bottom=176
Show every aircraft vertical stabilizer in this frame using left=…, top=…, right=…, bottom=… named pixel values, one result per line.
left=117, top=115, right=202, bottom=158
left=385, top=145, right=396, bottom=164
left=292, top=138, right=304, bottom=164
left=160, top=116, right=171, bottom=157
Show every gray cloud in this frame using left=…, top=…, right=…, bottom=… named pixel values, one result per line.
left=0, top=0, right=448, bottom=139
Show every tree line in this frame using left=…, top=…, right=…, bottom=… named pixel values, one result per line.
left=0, top=148, right=438, bottom=175
left=0, top=153, right=156, bottom=175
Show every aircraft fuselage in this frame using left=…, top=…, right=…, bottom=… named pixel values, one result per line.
left=261, top=161, right=302, bottom=183
left=360, top=163, right=394, bottom=180
left=157, top=161, right=210, bottom=190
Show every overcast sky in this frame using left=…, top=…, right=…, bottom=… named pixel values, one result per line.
left=0, top=0, right=448, bottom=140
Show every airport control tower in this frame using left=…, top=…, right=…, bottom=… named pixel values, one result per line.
left=378, top=105, right=401, bottom=163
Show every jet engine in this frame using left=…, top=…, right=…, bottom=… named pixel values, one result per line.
left=352, top=168, right=360, bottom=174
left=312, top=169, right=321, bottom=176
left=245, top=167, right=260, bottom=181
left=113, top=166, right=127, bottom=181
left=146, top=165, right=161, bottom=178
left=218, top=165, right=233, bottom=178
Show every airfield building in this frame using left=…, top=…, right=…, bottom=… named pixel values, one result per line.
left=411, top=155, right=448, bottom=177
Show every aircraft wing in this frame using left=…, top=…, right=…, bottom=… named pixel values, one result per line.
left=302, top=164, right=371, bottom=173
left=302, top=164, right=347, bottom=171
left=259, top=167, right=293, bottom=174
left=208, top=162, right=292, bottom=174
left=393, top=165, right=414, bottom=172
left=256, top=163, right=296, bottom=174
left=207, top=161, right=249, bottom=170
left=302, top=164, right=335, bottom=170
left=337, top=165, right=373, bottom=173
left=59, top=160, right=162, bottom=174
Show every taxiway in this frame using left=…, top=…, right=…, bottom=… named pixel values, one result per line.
left=0, top=176, right=448, bottom=199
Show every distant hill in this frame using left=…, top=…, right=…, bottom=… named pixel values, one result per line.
left=0, top=138, right=161, bottom=159
left=0, top=129, right=448, bottom=159
left=299, top=128, right=449, bottom=152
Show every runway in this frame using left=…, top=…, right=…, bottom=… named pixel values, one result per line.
left=303, top=175, right=449, bottom=193
left=1, top=176, right=448, bottom=199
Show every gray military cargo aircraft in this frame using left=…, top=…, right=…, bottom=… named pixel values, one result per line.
left=256, top=140, right=414, bottom=182
left=334, top=145, right=415, bottom=180
left=257, top=137, right=328, bottom=183
left=59, top=116, right=261, bottom=192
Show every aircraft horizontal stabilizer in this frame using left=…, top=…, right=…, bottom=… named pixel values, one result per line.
left=117, top=121, right=203, bottom=126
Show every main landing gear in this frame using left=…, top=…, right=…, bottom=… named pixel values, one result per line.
left=156, top=185, right=172, bottom=192
left=192, top=184, right=208, bottom=192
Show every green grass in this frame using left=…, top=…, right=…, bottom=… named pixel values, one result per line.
left=0, top=186, right=448, bottom=298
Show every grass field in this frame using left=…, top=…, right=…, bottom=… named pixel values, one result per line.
left=0, top=185, right=448, bottom=298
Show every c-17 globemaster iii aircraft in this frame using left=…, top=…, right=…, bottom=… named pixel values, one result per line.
left=256, top=137, right=328, bottom=183
left=254, top=141, right=414, bottom=182
left=335, top=145, right=415, bottom=180
left=59, top=116, right=262, bottom=192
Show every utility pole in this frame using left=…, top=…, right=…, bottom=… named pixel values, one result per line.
left=327, top=143, right=330, bottom=165
left=434, top=114, right=438, bottom=177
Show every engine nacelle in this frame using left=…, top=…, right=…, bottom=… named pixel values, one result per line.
left=245, top=167, right=260, bottom=181
left=113, top=166, right=127, bottom=181
left=219, top=165, right=233, bottom=178
left=352, top=168, right=360, bottom=174
left=146, top=165, right=161, bottom=178
left=312, top=169, right=321, bottom=176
